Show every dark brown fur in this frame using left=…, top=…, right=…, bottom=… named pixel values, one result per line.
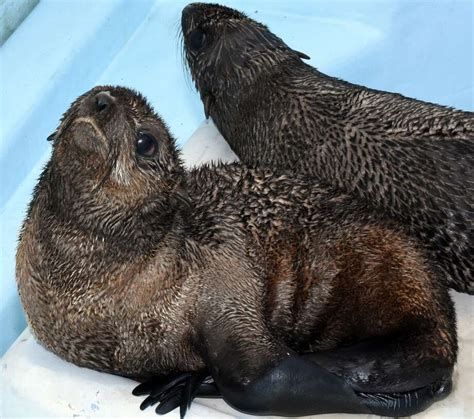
left=17, top=87, right=456, bottom=414
left=181, top=2, right=474, bottom=294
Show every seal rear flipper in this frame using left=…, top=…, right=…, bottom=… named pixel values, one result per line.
left=132, top=371, right=218, bottom=418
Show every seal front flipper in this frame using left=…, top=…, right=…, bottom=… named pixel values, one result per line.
left=214, top=355, right=370, bottom=416
left=193, top=257, right=372, bottom=416
left=302, top=336, right=454, bottom=416
left=209, top=352, right=451, bottom=417
left=305, top=338, right=454, bottom=393
left=358, top=379, right=452, bottom=417
left=133, top=371, right=218, bottom=417
left=193, top=252, right=457, bottom=417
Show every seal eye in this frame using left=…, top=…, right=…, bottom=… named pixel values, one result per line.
left=188, top=28, right=206, bottom=51
left=136, top=131, right=157, bottom=157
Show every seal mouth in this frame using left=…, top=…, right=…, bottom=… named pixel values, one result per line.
left=72, top=117, right=108, bottom=145
left=70, top=117, right=116, bottom=192
left=56, top=88, right=130, bottom=191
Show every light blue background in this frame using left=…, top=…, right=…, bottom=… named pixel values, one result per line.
left=1, top=0, right=472, bottom=356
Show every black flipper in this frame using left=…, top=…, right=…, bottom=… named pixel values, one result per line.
left=304, top=337, right=454, bottom=393
left=132, top=361, right=452, bottom=418
left=358, top=378, right=452, bottom=417
left=214, top=356, right=453, bottom=417
left=133, top=372, right=191, bottom=410
left=133, top=371, right=217, bottom=418
left=132, top=361, right=367, bottom=417
left=194, top=376, right=220, bottom=398
left=300, top=337, right=454, bottom=416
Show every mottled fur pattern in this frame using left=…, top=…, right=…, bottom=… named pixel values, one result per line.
left=181, top=3, right=474, bottom=294
left=17, top=87, right=456, bottom=388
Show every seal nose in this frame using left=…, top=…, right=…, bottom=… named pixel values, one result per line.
left=182, top=3, right=203, bottom=31
left=94, top=91, right=115, bottom=112
left=182, top=3, right=198, bottom=18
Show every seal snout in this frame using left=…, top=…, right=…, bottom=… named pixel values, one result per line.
left=182, top=3, right=203, bottom=19
left=182, top=3, right=237, bottom=33
left=182, top=3, right=197, bottom=17
left=181, top=3, right=201, bottom=34
left=94, top=91, right=115, bottom=113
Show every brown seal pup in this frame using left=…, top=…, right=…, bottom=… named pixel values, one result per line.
left=181, top=3, right=474, bottom=295
left=17, top=86, right=456, bottom=417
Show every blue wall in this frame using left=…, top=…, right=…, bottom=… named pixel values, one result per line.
left=1, top=0, right=472, bottom=356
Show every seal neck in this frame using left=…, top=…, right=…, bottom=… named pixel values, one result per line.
left=39, top=161, right=189, bottom=254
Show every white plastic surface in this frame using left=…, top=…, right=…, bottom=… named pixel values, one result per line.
left=1, top=122, right=473, bottom=419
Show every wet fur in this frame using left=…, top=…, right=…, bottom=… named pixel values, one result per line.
left=181, top=3, right=474, bottom=294
left=17, top=87, right=456, bottom=415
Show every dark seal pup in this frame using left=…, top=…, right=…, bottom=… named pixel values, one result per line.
left=17, top=86, right=456, bottom=418
left=181, top=3, right=474, bottom=295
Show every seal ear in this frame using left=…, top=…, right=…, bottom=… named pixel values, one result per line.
left=47, top=131, right=57, bottom=143
left=293, top=49, right=311, bottom=60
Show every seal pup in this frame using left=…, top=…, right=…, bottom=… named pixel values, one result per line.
left=17, top=86, right=456, bottom=417
left=181, top=3, right=474, bottom=295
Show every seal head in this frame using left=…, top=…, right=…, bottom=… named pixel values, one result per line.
left=46, top=86, right=185, bottom=245
left=182, top=3, right=308, bottom=118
